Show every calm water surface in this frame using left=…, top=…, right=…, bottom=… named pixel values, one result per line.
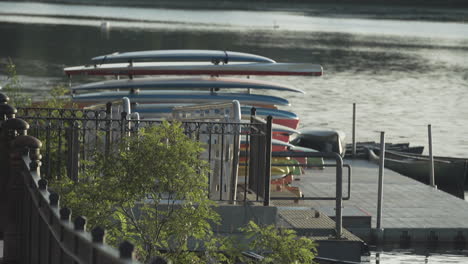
left=1, top=3, right=467, bottom=158
left=1, top=2, right=468, bottom=263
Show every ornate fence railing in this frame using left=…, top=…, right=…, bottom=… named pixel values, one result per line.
left=0, top=91, right=273, bottom=262
left=16, top=105, right=272, bottom=204
left=0, top=95, right=145, bottom=263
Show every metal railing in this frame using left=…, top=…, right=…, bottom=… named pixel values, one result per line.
left=247, top=115, right=272, bottom=206
left=0, top=115, right=143, bottom=263
left=269, top=162, right=351, bottom=201
left=270, top=151, right=348, bottom=238
left=16, top=106, right=271, bottom=204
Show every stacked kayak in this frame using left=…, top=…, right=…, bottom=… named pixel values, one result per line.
left=64, top=49, right=325, bottom=198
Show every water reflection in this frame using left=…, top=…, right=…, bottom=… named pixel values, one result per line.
left=1, top=22, right=450, bottom=75
left=2, top=2, right=468, bottom=39
left=0, top=9, right=467, bottom=157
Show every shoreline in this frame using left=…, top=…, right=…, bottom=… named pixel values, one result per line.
left=1, top=0, right=468, bottom=23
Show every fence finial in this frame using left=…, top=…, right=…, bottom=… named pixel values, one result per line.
left=0, top=92, right=9, bottom=104
left=250, top=106, right=256, bottom=116
left=119, top=240, right=135, bottom=259
left=13, top=135, right=43, bottom=170
left=49, top=192, right=60, bottom=207
left=60, top=207, right=72, bottom=221
left=38, top=178, right=48, bottom=190
left=10, top=135, right=41, bottom=174
left=91, top=226, right=106, bottom=243
left=3, top=118, right=28, bottom=138
left=74, top=216, right=87, bottom=231
left=0, top=104, right=16, bottom=121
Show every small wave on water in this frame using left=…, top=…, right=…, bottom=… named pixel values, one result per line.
left=1, top=2, right=468, bottom=38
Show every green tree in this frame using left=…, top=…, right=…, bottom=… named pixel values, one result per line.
left=241, top=221, right=317, bottom=264
left=2, top=61, right=77, bottom=180
left=2, top=58, right=31, bottom=107
left=52, top=122, right=317, bottom=263
left=36, top=84, right=75, bottom=109
left=52, top=122, right=222, bottom=263
left=2, top=59, right=74, bottom=109
left=31, top=85, right=77, bottom=180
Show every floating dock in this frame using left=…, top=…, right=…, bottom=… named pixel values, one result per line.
left=272, top=159, right=468, bottom=248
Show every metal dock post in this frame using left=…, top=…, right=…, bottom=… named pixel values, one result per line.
left=428, top=124, right=436, bottom=188
left=375, top=131, right=386, bottom=244
left=263, top=116, right=273, bottom=206
left=271, top=151, right=344, bottom=238
left=377, top=131, right=385, bottom=230
left=352, top=103, right=357, bottom=158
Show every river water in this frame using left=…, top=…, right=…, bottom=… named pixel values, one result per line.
left=1, top=2, right=468, bottom=158
left=1, top=2, right=468, bottom=263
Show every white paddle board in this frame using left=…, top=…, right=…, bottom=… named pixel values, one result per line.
left=92, top=50, right=276, bottom=64
left=71, top=77, right=305, bottom=93
left=134, top=104, right=298, bottom=119
left=72, top=90, right=290, bottom=106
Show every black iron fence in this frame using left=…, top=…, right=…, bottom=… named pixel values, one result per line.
left=0, top=99, right=144, bottom=263
left=16, top=106, right=272, bottom=204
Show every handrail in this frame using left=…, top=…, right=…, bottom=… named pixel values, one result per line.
left=18, top=154, right=141, bottom=264
left=0, top=112, right=143, bottom=262
left=271, top=151, right=344, bottom=238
